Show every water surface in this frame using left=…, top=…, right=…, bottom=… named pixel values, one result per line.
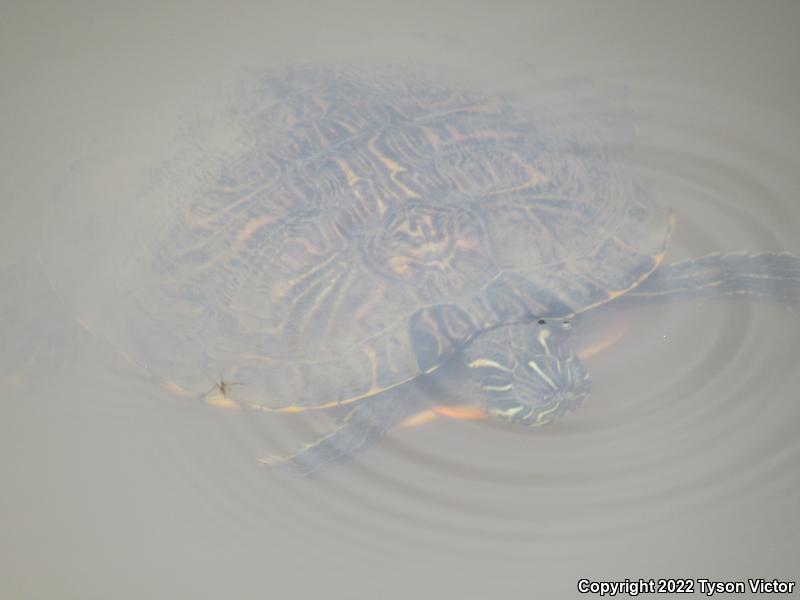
left=1, top=2, right=799, bottom=598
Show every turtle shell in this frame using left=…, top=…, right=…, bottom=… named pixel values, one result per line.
left=118, top=66, right=671, bottom=410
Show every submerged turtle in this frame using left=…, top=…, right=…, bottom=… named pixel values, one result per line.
left=43, top=66, right=800, bottom=476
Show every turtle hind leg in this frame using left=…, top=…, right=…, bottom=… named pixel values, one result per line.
left=260, top=385, right=418, bottom=477
left=626, top=252, right=800, bottom=305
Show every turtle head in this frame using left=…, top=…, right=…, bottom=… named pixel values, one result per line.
left=463, top=320, right=590, bottom=426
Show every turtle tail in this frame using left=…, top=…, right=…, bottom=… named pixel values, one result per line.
left=259, top=385, right=418, bottom=477
left=624, top=252, right=800, bottom=305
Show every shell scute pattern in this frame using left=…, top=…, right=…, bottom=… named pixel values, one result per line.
left=147, top=67, right=669, bottom=409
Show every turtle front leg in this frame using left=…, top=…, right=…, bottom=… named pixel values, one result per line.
left=259, top=384, right=420, bottom=477
left=625, top=252, right=800, bottom=305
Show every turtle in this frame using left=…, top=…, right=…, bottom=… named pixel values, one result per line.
left=35, top=66, right=800, bottom=476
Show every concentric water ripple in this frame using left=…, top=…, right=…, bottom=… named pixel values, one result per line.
left=36, top=59, right=800, bottom=564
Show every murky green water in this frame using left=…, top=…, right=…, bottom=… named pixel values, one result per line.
left=2, top=2, right=799, bottom=598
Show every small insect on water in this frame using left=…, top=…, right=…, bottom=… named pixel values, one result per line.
left=204, top=374, right=243, bottom=410
left=206, top=374, right=241, bottom=397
